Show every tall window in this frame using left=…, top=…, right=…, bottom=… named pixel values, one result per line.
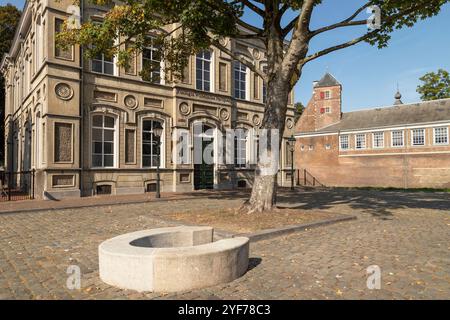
left=55, top=18, right=73, bottom=59
left=196, top=51, right=211, bottom=91
left=434, top=127, right=448, bottom=145
left=340, top=135, right=349, bottom=150
left=324, top=91, right=331, bottom=99
left=142, top=38, right=161, bottom=83
left=234, top=61, right=247, bottom=100
left=373, top=132, right=384, bottom=148
left=355, top=134, right=366, bottom=149
left=234, top=129, right=247, bottom=168
left=391, top=130, right=404, bottom=147
left=412, top=129, right=425, bottom=146
left=92, top=115, right=115, bottom=167
left=35, top=114, right=41, bottom=168
left=92, top=52, right=115, bottom=75
left=142, top=120, right=163, bottom=167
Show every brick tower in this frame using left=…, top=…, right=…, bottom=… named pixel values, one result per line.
left=296, top=72, right=342, bottom=132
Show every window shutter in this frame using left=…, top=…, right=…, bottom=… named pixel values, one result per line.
left=320, top=107, right=325, bottom=114
left=320, top=92, right=325, bottom=99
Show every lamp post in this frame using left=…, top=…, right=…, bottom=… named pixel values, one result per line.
left=288, top=135, right=296, bottom=191
left=153, top=124, right=163, bottom=199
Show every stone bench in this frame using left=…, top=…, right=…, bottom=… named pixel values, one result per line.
left=99, top=226, right=249, bottom=292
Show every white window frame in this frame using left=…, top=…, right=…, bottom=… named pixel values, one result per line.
left=433, top=127, right=449, bottom=145
left=142, top=37, right=163, bottom=84
left=196, top=51, right=213, bottom=92
left=91, top=113, right=118, bottom=168
left=91, top=52, right=117, bottom=76
left=324, top=90, right=331, bottom=99
left=411, top=128, right=425, bottom=146
left=391, top=130, right=404, bottom=147
left=140, top=118, right=165, bottom=169
left=234, top=128, right=248, bottom=168
left=325, top=106, right=331, bottom=113
left=372, top=132, right=384, bottom=149
left=355, top=134, right=366, bottom=150
left=233, top=60, right=249, bottom=100
left=339, top=135, right=349, bottom=150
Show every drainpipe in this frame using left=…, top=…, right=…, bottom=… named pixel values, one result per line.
left=79, top=0, right=84, bottom=196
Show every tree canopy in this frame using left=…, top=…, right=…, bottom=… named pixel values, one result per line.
left=417, top=69, right=450, bottom=101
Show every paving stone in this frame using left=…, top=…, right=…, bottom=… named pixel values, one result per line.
left=0, top=190, right=449, bottom=299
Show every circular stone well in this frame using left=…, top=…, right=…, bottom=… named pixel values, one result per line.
left=99, top=226, right=249, bottom=292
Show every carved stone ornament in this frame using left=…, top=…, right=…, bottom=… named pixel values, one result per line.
left=218, top=37, right=228, bottom=47
left=219, top=108, right=230, bottom=121
left=179, top=102, right=191, bottom=116
left=286, top=118, right=294, bottom=129
left=124, top=95, right=138, bottom=109
left=55, top=83, right=73, bottom=100
left=252, top=114, right=261, bottom=126
left=252, top=48, right=261, bottom=60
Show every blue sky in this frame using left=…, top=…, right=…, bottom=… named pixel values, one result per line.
left=3, top=0, right=449, bottom=112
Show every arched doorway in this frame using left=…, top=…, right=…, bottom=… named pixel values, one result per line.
left=193, top=122, right=215, bottom=190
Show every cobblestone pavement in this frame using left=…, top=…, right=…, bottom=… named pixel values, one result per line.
left=0, top=189, right=449, bottom=299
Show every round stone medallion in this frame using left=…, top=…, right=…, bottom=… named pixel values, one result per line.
left=124, top=95, right=138, bottom=109
left=179, top=102, right=191, bottom=116
left=252, top=114, right=261, bottom=126
left=220, top=108, right=230, bottom=121
left=286, top=118, right=294, bottom=129
left=55, top=83, right=73, bottom=100
left=252, top=48, right=261, bottom=60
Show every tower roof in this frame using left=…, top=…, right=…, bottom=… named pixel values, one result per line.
left=394, top=88, right=403, bottom=105
left=314, top=72, right=341, bottom=88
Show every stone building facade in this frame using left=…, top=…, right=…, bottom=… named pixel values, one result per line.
left=295, top=73, right=450, bottom=189
left=1, top=0, right=296, bottom=199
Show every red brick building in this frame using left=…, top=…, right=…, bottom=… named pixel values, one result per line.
left=294, top=73, right=450, bottom=189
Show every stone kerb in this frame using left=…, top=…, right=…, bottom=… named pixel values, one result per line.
left=99, top=226, right=249, bottom=292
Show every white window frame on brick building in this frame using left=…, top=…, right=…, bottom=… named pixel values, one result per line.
left=372, top=132, right=384, bottom=148
left=433, top=127, right=449, bottom=145
left=325, top=106, right=331, bottom=113
left=324, top=90, right=331, bottom=99
left=355, top=134, right=366, bottom=150
left=391, top=130, right=404, bottom=147
left=339, top=135, right=349, bottom=150
left=412, top=128, right=425, bottom=146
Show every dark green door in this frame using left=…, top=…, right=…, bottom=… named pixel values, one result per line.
left=194, top=139, right=214, bottom=190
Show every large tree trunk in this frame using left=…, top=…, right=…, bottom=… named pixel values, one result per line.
left=239, top=1, right=308, bottom=214
left=241, top=76, right=290, bottom=214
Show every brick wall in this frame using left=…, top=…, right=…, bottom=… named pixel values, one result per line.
left=295, top=131, right=450, bottom=189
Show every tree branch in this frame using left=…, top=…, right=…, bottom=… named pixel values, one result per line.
left=310, top=1, right=374, bottom=36
left=282, top=0, right=315, bottom=79
left=282, top=15, right=299, bottom=36
left=303, top=1, right=433, bottom=65
left=239, top=0, right=265, bottom=17
left=300, top=29, right=379, bottom=65
left=208, top=36, right=266, bottom=80
left=236, top=18, right=264, bottom=34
